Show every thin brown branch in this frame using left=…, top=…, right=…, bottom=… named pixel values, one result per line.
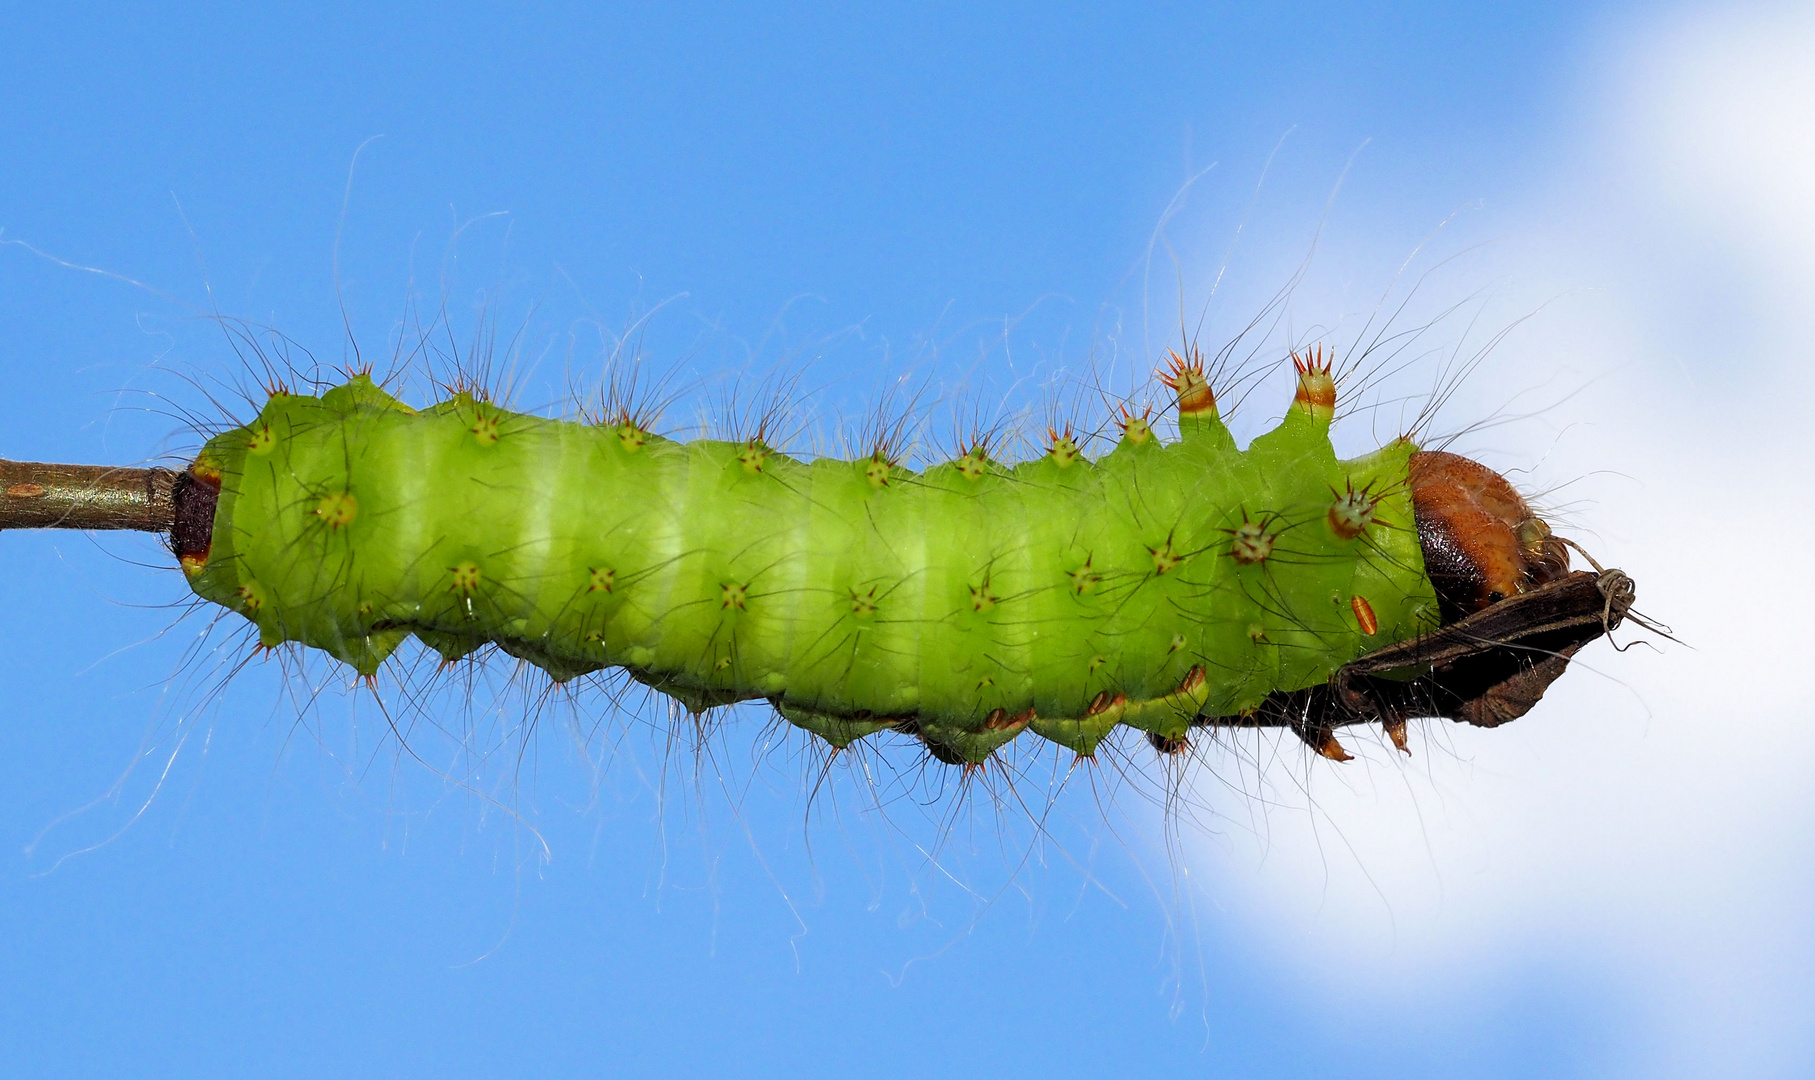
left=0, top=460, right=177, bottom=533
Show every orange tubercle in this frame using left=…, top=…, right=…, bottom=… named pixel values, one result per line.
left=1159, top=347, right=1217, bottom=416
left=1117, top=405, right=1155, bottom=444
left=1291, top=344, right=1336, bottom=418
left=1046, top=425, right=1081, bottom=466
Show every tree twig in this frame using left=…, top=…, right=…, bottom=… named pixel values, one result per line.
left=0, top=460, right=177, bottom=532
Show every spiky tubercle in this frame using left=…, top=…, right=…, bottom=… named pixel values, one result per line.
left=184, top=371, right=1436, bottom=762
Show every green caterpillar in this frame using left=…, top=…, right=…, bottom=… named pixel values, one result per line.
left=176, top=348, right=1442, bottom=764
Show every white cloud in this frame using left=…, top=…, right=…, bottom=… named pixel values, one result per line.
left=1622, top=3, right=1815, bottom=289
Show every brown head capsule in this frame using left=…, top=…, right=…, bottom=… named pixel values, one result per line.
left=1409, top=450, right=1571, bottom=623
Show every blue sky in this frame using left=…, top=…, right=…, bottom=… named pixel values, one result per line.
left=3, top=2, right=1812, bottom=1077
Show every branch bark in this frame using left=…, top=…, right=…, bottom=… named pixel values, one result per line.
left=0, top=460, right=177, bottom=533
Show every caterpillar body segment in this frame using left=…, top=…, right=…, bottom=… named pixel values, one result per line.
left=179, top=357, right=1443, bottom=763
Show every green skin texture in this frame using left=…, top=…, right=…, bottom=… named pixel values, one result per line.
left=187, top=375, right=1437, bottom=762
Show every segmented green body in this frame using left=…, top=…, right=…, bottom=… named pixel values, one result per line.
left=185, top=373, right=1437, bottom=761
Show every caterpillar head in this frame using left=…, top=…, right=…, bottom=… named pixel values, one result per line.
left=1410, top=450, right=1572, bottom=624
